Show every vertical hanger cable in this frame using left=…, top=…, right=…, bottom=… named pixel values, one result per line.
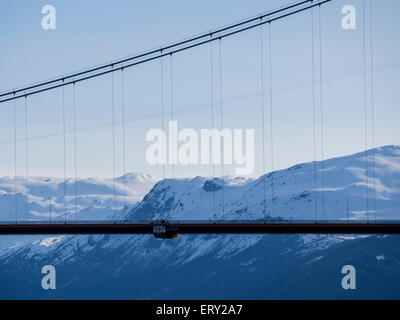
left=13, top=93, right=17, bottom=224
left=369, top=0, right=376, bottom=221
left=362, top=0, right=369, bottom=222
left=24, top=95, right=29, bottom=221
left=111, top=68, right=116, bottom=220
left=260, top=23, right=267, bottom=222
left=121, top=68, right=126, bottom=209
left=218, top=38, right=225, bottom=218
left=210, top=40, right=216, bottom=219
left=311, top=5, right=318, bottom=222
left=62, top=81, right=67, bottom=222
left=170, top=54, right=175, bottom=199
left=73, top=82, right=78, bottom=220
left=268, top=22, right=275, bottom=219
left=318, top=4, right=325, bottom=221
left=160, top=56, right=165, bottom=184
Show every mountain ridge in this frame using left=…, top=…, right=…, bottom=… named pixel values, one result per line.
left=0, top=145, right=399, bottom=299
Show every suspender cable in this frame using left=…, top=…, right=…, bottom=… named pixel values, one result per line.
left=160, top=55, right=165, bottom=184
left=62, top=80, right=67, bottom=222
left=73, top=82, right=78, bottom=220
left=111, top=67, right=116, bottom=219
left=369, top=0, right=376, bottom=221
left=311, top=4, right=318, bottom=222
left=13, top=93, right=17, bottom=224
left=318, top=4, right=325, bottom=221
left=24, top=95, right=29, bottom=221
left=210, top=39, right=216, bottom=219
left=260, top=23, right=267, bottom=222
left=121, top=68, right=126, bottom=209
left=218, top=38, right=225, bottom=218
left=170, top=54, right=175, bottom=199
left=268, top=22, right=275, bottom=219
left=362, top=0, right=369, bottom=222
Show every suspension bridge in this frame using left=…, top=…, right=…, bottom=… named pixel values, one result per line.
left=0, top=0, right=399, bottom=237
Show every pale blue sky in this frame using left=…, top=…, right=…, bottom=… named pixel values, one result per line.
left=0, top=0, right=399, bottom=179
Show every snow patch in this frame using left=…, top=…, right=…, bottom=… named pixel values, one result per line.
left=39, top=236, right=63, bottom=247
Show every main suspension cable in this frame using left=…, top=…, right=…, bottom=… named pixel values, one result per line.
left=0, top=1, right=334, bottom=104
left=0, top=1, right=317, bottom=99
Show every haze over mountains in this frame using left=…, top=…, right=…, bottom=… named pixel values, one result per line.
left=0, top=172, right=156, bottom=222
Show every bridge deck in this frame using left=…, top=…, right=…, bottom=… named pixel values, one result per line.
left=0, top=222, right=399, bottom=235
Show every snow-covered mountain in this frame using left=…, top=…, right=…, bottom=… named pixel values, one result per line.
left=0, top=146, right=399, bottom=299
left=0, top=172, right=156, bottom=222
left=126, top=145, right=400, bottom=222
